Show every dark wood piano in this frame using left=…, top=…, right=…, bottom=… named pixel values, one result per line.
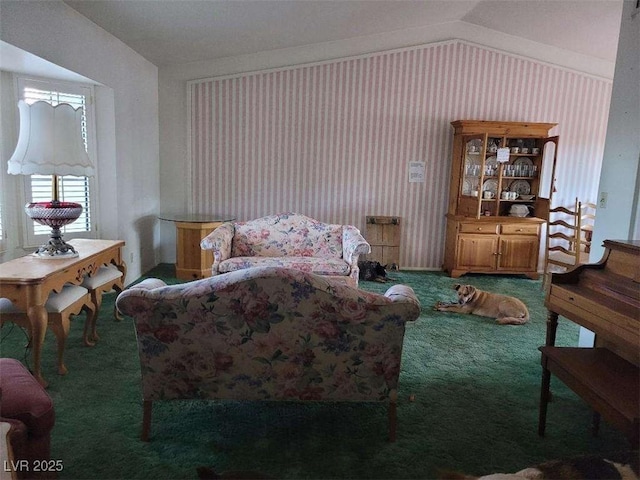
left=538, top=239, right=640, bottom=448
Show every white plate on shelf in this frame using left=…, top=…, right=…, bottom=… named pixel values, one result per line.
left=483, top=179, right=498, bottom=195
left=509, top=180, right=531, bottom=195
left=513, top=157, right=533, bottom=167
left=485, top=156, right=498, bottom=168
left=462, top=179, right=472, bottom=195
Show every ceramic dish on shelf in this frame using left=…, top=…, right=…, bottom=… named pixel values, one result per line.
left=509, top=180, right=531, bottom=195
left=466, top=139, right=482, bottom=154
left=462, top=179, right=473, bottom=195
left=519, top=194, right=535, bottom=201
left=513, top=157, right=534, bottom=167
left=483, top=179, right=499, bottom=195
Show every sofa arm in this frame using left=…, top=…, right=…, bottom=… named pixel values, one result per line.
left=129, top=278, right=168, bottom=291
left=200, top=222, right=235, bottom=274
left=342, top=226, right=371, bottom=266
left=384, top=285, right=421, bottom=316
left=116, top=278, right=167, bottom=317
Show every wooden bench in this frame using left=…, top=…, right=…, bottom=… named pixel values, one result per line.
left=538, top=346, right=639, bottom=448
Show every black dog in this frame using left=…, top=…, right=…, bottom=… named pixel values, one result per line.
left=358, top=260, right=388, bottom=282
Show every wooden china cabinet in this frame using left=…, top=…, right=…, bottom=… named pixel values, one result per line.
left=443, top=120, right=558, bottom=279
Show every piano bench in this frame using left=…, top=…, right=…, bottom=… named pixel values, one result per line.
left=538, top=346, right=639, bottom=448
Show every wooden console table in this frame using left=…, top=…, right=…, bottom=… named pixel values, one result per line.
left=0, top=239, right=125, bottom=387
left=159, top=214, right=234, bottom=280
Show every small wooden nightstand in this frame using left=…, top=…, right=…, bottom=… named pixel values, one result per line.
left=365, top=216, right=401, bottom=270
left=160, top=214, right=235, bottom=280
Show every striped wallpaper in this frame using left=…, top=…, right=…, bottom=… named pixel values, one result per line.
left=189, top=40, right=612, bottom=269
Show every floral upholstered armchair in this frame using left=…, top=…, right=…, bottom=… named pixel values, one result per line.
left=115, top=267, right=421, bottom=442
left=200, top=212, right=370, bottom=286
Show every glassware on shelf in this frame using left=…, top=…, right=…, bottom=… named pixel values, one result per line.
left=465, top=164, right=481, bottom=176
left=484, top=165, right=497, bottom=176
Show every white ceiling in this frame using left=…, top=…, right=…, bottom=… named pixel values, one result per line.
left=62, top=0, right=625, bottom=67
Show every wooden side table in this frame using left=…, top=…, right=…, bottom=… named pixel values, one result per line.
left=365, top=216, right=401, bottom=270
left=160, top=214, right=235, bottom=280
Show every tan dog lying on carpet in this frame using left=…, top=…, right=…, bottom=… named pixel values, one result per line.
left=434, top=284, right=529, bottom=325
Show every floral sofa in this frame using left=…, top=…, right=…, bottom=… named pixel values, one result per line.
left=200, top=212, right=370, bottom=286
left=115, top=266, right=421, bottom=442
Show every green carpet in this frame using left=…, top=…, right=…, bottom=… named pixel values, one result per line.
left=0, top=266, right=629, bottom=479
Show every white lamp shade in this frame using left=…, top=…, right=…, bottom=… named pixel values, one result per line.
left=7, top=100, right=94, bottom=177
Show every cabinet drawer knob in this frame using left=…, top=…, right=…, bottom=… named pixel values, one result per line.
left=516, top=228, right=523, bottom=232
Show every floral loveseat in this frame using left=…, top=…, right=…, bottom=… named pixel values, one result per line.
left=200, top=212, right=370, bottom=286
left=115, top=266, right=421, bottom=442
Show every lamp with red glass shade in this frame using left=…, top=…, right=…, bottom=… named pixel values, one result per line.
left=7, top=100, right=95, bottom=258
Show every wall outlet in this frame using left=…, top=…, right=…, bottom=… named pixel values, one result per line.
left=598, top=191, right=608, bottom=209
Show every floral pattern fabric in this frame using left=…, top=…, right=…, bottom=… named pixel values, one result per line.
left=116, top=266, right=421, bottom=405
left=219, top=256, right=350, bottom=276
left=200, top=213, right=370, bottom=285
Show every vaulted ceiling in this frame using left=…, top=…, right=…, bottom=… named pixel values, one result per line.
left=63, top=0, right=624, bottom=67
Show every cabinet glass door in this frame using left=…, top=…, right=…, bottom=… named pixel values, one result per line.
left=495, top=136, right=544, bottom=218
left=460, top=134, right=486, bottom=217
left=537, top=136, right=558, bottom=199
left=462, top=135, right=484, bottom=196
left=480, top=135, right=502, bottom=216
left=534, top=136, right=559, bottom=218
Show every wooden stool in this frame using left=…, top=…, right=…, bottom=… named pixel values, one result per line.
left=81, top=265, right=125, bottom=342
left=0, top=285, right=95, bottom=375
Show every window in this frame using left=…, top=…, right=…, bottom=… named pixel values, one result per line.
left=17, top=77, right=97, bottom=244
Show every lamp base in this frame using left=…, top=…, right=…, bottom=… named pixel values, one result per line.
left=32, top=234, right=79, bottom=258
left=25, top=201, right=83, bottom=259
